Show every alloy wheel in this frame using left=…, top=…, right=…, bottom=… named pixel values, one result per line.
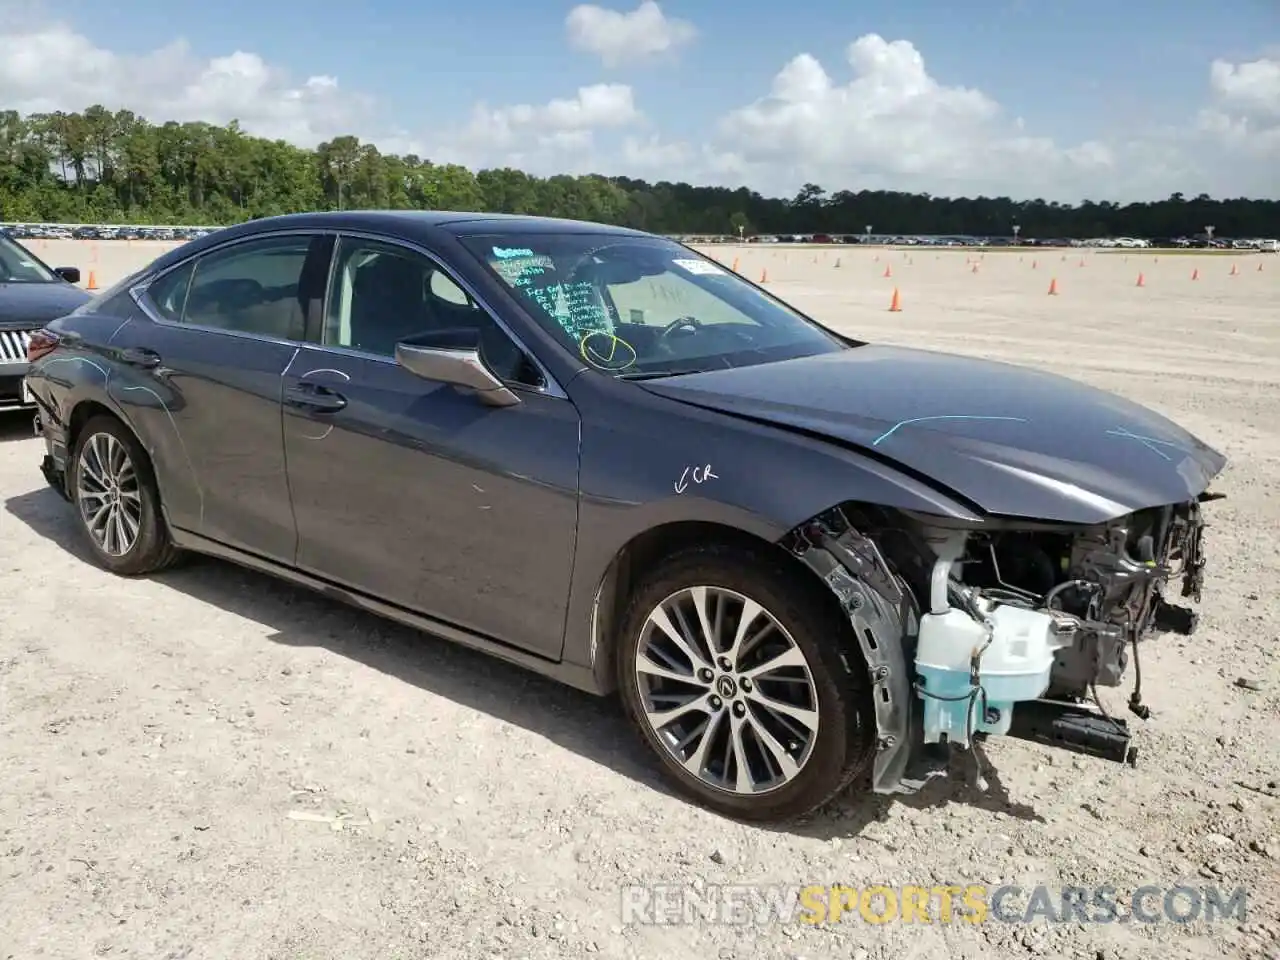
left=634, top=585, right=820, bottom=795
left=76, top=432, right=143, bottom=557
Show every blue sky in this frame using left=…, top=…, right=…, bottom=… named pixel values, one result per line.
left=7, top=0, right=1279, bottom=199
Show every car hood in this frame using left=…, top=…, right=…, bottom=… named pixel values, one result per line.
left=0, top=281, right=91, bottom=328
left=640, top=346, right=1227, bottom=524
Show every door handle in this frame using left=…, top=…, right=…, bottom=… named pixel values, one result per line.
left=120, top=346, right=161, bottom=368
left=285, top=381, right=347, bottom=413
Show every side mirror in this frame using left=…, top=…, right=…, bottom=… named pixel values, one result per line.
left=395, top=327, right=520, bottom=408
left=55, top=266, right=81, bottom=283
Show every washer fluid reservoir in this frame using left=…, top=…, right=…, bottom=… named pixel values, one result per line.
left=915, top=602, right=1070, bottom=747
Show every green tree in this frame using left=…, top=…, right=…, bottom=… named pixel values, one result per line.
left=0, top=106, right=1275, bottom=237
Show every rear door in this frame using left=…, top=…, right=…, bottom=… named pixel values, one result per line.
left=112, top=232, right=332, bottom=563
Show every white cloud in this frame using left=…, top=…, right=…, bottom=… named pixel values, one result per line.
left=423, top=84, right=643, bottom=176
left=1188, top=55, right=1280, bottom=196
left=1209, top=56, right=1280, bottom=119
left=565, top=1, right=697, bottom=68
left=709, top=35, right=1119, bottom=201
left=621, top=134, right=694, bottom=171
left=0, top=8, right=1274, bottom=202
left=617, top=37, right=1275, bottom=202
left=440, top=83, right=641, bottom=169
left=471, top=83, right=641, bottom=138
left=0, top=18, right=371, bottom=145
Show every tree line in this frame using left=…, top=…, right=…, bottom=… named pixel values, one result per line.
left=1, top=106, right=1276, bottom=238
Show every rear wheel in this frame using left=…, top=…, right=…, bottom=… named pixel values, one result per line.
left=68, top=415, right=180, bottom=575
left=617, top=545, right=876, bottom=822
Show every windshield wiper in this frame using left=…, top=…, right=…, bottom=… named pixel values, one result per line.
left=616, top=369, right=706, bottom=380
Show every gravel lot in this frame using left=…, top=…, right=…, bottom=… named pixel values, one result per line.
left=2, top=240, right=1277, bottom=959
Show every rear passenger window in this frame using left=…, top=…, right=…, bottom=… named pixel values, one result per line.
left=144, top=261, right=195, bottom=322
left=176, top=237, right=313, bottom=339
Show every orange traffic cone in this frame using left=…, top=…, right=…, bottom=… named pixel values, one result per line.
left=86, top=271, right=98, bottom=290
left=1078, top=257, right=1086, bottom=267
left=1136, top=272, right=1145, bottom=287
left=759, top=269, right=768, bottom=283
left=1191, top=268, right=1199, bottom=281
left=971, top=263, right=980, bottom=273
left=731, top=257, right=739, bottom=272
left=883, top=264, right=892, bottom=278
left=1229, top=263, right=1239, bottom=276
left=834, top=257, right=841, bottom=268
left=1048, top=277, right=1059, bottom=295
left=1258, top=262, right=1264, bottom=272
left=888, top=287, right=902, bottom=312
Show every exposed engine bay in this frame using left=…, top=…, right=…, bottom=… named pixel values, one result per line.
left=785, top=492, right=1219, bottom=794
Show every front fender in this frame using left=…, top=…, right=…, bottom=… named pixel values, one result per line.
left=560, top=380, right=983, bottom=685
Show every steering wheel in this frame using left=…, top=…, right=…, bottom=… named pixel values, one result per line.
left=659, top=316, right=700, bottom=342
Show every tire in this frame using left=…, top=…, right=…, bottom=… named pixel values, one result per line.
left=616, top=544, right=876, bottom=822
left=68, top=414, right=181, bottom=575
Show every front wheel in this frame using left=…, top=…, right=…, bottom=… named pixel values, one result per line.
left=616, top=545, right=876, bottom=822
left=68, top=415, right=180, bottom=575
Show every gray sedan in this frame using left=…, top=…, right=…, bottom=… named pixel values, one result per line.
left=26, top=211, right=1224, bottom=822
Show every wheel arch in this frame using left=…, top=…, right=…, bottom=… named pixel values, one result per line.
left=586, top=517, right=863, bottom=696
left=67, top=399, right=126, bottom=453
left=586, top=501, right=932, bottom=796
left=64, top=401, right=170, bottom=510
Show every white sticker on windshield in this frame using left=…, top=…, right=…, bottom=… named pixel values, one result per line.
left=672, top=258, right=725, bottom=275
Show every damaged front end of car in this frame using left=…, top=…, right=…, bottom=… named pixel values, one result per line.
left=781, top=492, right=1221, bottom=794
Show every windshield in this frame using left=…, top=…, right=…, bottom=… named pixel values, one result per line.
left=0, top=231, right=59, bottom=284
left=457, top=232, right=847, bottom=377
left=0, top=232, right=59, bottom=283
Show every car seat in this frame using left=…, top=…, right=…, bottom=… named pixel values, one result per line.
left=347, top=254, right=438, bottom=356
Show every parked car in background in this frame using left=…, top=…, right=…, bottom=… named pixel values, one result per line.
left=25, top=211, right=1223, bottom=822
left=0, top=229, right=90, bottom=412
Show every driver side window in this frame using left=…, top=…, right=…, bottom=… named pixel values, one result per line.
left=323, top=236, right=544, bottom=386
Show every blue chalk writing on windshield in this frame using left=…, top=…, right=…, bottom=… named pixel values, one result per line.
left=522, top=280, right=610, bottom=339
left=493, top=246, right=535, bottom=259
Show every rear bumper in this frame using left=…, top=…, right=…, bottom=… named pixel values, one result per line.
left=41, top=453, right=68, bottom=498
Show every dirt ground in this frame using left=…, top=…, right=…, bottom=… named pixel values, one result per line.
left=2, top=239, right=1277, bottom=959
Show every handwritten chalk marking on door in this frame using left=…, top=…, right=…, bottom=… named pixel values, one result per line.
left=675, top=464, right=719, bottom=494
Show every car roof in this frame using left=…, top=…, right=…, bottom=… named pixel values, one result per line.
left=221, top=210, right=651, bottom=239
left=141, top=210, right=658, bottom=278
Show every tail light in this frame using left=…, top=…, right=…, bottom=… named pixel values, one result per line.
left=26, top=329, right=61, bottom=363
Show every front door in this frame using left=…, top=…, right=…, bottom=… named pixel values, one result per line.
left=113, top=232, right=331, bottom=563
left=281, top=235, right=581, bottom=659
